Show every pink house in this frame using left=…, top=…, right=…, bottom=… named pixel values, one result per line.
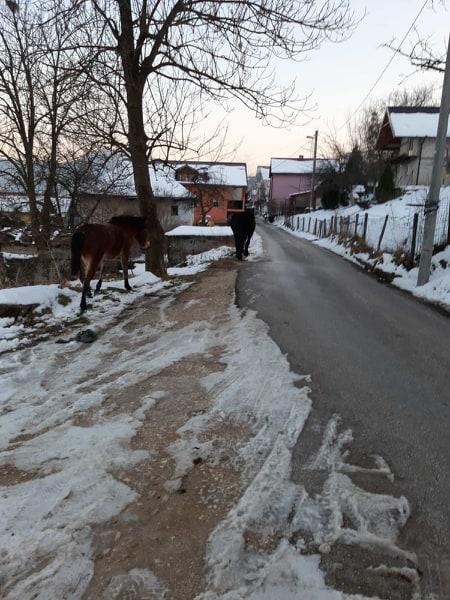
left=269, top=157, right=331, bottom=212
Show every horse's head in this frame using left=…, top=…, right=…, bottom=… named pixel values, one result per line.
left=135, top=226, right=150, bottom=249
left=110, top=215, right=150, bottom=249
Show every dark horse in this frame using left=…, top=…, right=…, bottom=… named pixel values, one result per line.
left=229, top=208, right=255, bottom=260
left=71, top=215, right=149, bottom=312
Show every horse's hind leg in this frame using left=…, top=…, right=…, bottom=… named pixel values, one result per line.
left=94, top=260, right=105, bottom=295
left=80, top=281, right=90, bottom=312
left=121, top=251, right=132, bottom=291
left=235, top=232, right=245, bottom=260
left=243, top=236, right=250, bottom=257
left=80, top=256, right=101, bottom=312
left=81, top=256, right=93, bottom=297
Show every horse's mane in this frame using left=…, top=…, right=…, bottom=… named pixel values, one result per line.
left=109, top=215, right=146, bottom=228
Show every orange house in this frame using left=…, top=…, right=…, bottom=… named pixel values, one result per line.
left=152, top=160, right=248, bottom=226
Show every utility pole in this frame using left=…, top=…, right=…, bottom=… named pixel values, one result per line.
left=307, top=130, right=318, bottom=211
left=417, top=36, right=450, bottom=286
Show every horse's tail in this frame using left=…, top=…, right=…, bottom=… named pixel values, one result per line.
left=71, top=230, right=85, bottom=279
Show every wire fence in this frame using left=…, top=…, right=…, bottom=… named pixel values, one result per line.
left=281, top=198, right=450, bottom=264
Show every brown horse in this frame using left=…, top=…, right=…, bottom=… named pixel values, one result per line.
left=71, top=215, right=149, bottom=312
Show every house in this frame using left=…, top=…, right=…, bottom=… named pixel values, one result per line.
left=74, top=157, right=247, bottom=229
left=72, top=155, right=193, bottom=231
left=376, top=106, right=450, bottom=188
left=153, top=160, right=247, bottom=226
left=269, top=157, right=332, bottom=213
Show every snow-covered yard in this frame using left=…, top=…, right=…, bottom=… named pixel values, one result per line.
left=277, top=190, right=450, bottom=313
left=0, top=243, right=240, bottom=354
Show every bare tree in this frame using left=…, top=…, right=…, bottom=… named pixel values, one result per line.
left=0, top=0, right=87, bottom=250
left=385, top=32, right=446, bottom=73
left=324, top=84, right=438, bottom=198
left=0, top=2, right=43, bottom=245
left=57, top=146, right=134, bottom=227
left=76, top=0, right=354, bottom=275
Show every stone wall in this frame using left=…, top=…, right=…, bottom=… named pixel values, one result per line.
left=1, top=249, right=71, bottom=287
left=166, top=234, right=234, bottom=267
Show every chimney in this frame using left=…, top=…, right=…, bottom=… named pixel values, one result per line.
left=298, top=155, right=304, bottom=160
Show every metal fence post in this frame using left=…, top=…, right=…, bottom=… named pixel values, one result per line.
left=410, top=212, right=419, bottom=263
left=354, top=213, right=359, bottom=237
left=377, top=215, right=389, bottom=252
left=363, top=214, right=368, bottom=240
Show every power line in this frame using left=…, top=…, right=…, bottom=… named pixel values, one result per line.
left=338, top=0, right=430, bottom=132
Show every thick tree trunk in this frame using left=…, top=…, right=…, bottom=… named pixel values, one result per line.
left=127, top=83, right=166, bottom=276
left=24, top=154, right=43, bottom=253
left=41, top=131, right=59, bottom=246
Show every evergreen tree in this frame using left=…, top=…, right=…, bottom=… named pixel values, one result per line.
left=376, top=163, right=395, bottom=203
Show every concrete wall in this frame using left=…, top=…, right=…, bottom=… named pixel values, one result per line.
left=76, top=195, right=193, bottom=231
left=166, top=234, right=234, bottom=267
left=1, top=250, right=71, bottom=286
left=155, top=199, right=193, bottom=231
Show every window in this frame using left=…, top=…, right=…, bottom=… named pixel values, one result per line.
left=213, top=199, right=219, bottom=207
left=175, top=167, right=197, bottom=182
left=171, top=205, right=178, bottom=216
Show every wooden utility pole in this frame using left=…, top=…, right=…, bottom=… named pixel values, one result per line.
left=308, top=130, right=318, bottom=211
left=417, top=36, right=450, bottom=286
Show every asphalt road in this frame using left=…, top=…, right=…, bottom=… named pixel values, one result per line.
left=237, top=222, right=450, bottom=599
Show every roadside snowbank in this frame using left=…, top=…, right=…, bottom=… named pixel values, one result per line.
left=281, top=186, right=450, bottom=253
left=313, top=236, right=450, bottom=312
left=276, top=196, right=450, bottom=312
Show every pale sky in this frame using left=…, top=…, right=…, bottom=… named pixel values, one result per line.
left=208, top=0, right=449, bottom=175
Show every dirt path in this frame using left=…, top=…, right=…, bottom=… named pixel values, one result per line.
left=78, top=261, right=252, bottom=599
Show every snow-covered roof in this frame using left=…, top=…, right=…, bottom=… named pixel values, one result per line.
left=149, top=163, right=194, bottom=199
left=270, top=158, right=333, bottom=175
left=153, top=160, right=247, bottom=188
left=387, top=107, right=447, bottom=138
left=165, top=225, right=233, bottom=237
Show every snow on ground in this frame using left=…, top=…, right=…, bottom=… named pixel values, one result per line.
left=283, top=187, right=450, bottom=253
left=166, top=225, right=233, bottom=237
left=0, top=229, right=414, bottom=599
left=312, top=236, right=450, bottom=313
left=276, top=192, right=450, bottom=312
left=168, top=246, right=233, bottom=276
left=0, top=234, right=262, bottom=353
left=0, top=267, right=164, bottom=353
left=1, top=252, right=35, bottom=260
